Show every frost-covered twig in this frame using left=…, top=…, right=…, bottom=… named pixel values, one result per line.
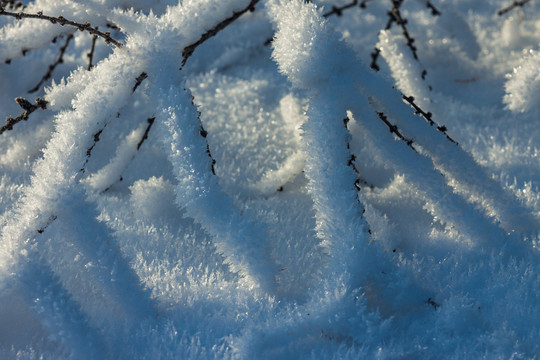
left=0, top=8, right=122, bottom=47
left=498, top=0, right=531, bottom=16
left=387, top=0, right=418, bottom=60
left=268, top=0, right=425, bottom=310
left=154, top=80, right=276, bottom=293
left=0, top=97, right=47, bottom=135
left=28, top=33, right=73, bottom=93
left=381, top=0, right=434, bottom=88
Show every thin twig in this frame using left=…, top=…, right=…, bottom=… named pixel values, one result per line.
left=426, top=1, right=441, bottom=16
left=133, top=72, right=148, bottom=92
left=497, top=0, right=531, bottom=15
left=36, top=215, right=57, bottom=234
left=384, top=0, right=432, bottom=88
left=80, top=128, right=105, bottom=173
left=0, top=97, right=47, bottom=135
left=136, top=117, right=155, bottom=150
left=370, top=47, right=381, bottom=71
left=28, top=34, right=73, bottom=93
left=343, top=116, right=373, bottom=235
left=376, top=111, right=417, bottom=152
left=343, top=116, right=374, bottom=191
left=402, top=95, right=458, bottom=144
left=181, top=0, right=260, bottom=67
left=324, top=0, right=375, bottom=17
left=103, top=117, right=156, bottom=193
left=87, top=33, right=98, bottom=70
left=0, top=8, right=122, bottom=47
left=388, top=0, right=417, bottom=59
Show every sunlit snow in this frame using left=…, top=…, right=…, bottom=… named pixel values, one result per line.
left=0, top=0, right=539, bottom=358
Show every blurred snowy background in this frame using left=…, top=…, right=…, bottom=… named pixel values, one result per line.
left=0, top=0, right=539, bottom=358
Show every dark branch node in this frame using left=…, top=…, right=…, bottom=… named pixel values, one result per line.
left=426, top=297, right=440, bottom=309
left=200, top=127, right=208, bottom=138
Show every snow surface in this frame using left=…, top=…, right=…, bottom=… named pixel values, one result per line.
left=0, top=0, right=539, bottom=358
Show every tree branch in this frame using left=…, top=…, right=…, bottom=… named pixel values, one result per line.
left=0, top=8, right=123, bottom=47
left=181, top=0, right=260, bottom=67
left=498, top=0, right=531, bottom=15
left=28, top=34, right=73, bottom=93
left=402, top=95, right=457, bottom=144
left=87, top=33, right=98, bottom=70
left=0, top=97, right=47, bottom=135
left=376, top=111, right=417, bottom=152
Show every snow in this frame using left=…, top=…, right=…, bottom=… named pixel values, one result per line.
left=1, top=0, right=540, bottom=358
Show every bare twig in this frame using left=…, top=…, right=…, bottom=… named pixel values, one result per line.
left=36, top=215, right=57, bottom=234
left=80, top=128, right=105, bottom=173
left=136, top=117, right=155, bottom=151
left=370, top=47, right=381, bottom=71
left=426, top=1, right=441, bottom=16
left=323, top=0, right=375, bottom=17
left=497, top=0, right=531, bottom=15
left=343, top=116, right=374, bottom=191
left=0, top=97, right=47, bottom=135
left=388, top=0, right=417, bottom=59
left=384, top=0, right=432, bottom=88
left=376, top=111, right=417, bottom=152
left=28, top=34, right=73, bottom=93
left=87, top=33, right=98, bottom=70
left=133, top=72, right=148, bottom=92
left=102, top=117, right=156, bottom=193
left=0, top=8, right=123, bottom=47
left=402, top=95, right=457, bottom=144
left=323, top=0, right=364, bottom=16
left=342, top=116, right=373, bottom=235
left=181, top=0, right=260, bottom=67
